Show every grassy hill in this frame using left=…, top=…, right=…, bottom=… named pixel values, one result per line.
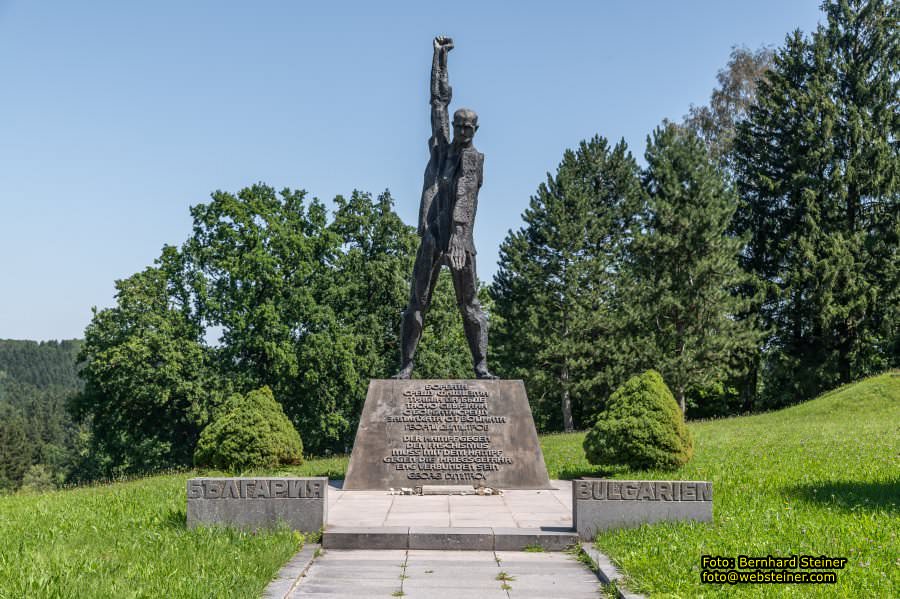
left=585, top=371, right=900, bottom=598
left=0, top=373, right=896, bottom=597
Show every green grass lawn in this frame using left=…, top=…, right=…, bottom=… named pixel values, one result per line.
left=0, top=461, right=345, bottom=598
left=1, top=374, right=896, bottom=597
left=568, top=372, right=900, bottom=598
left=0, top=474, right=299, bottom=599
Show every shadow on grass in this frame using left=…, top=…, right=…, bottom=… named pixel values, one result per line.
left=556, top=466, right=622, bottom=480
left=785, top=480, right=899, bottom=513
left=163, top=507, right=187, bottom=529
left=300, top=468, right=348, bottom=480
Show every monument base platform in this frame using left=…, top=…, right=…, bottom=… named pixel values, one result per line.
left=324, top=478, right=576, bottom=551
left=343, top=379, right=552, bottom=490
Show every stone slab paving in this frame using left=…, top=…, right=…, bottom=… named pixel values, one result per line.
left=323, top=526, right=579, bottom=551
left=327, top=480, right=573, bottom=529
left=264, top=544, right=320, bottom=599
left=288, top=549, right=603, bottom=598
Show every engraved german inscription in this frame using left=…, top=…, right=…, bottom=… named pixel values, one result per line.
left=381, top=383, right=513, bottom=482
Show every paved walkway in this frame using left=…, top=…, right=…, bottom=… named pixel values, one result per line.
left=288, top=549, right=603, bottom=598
left=327, top=480, right=573, bottom=529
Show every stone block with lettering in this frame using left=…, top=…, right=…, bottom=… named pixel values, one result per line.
left=343, top=380, right=552, bottom=490
left=573, top=478, right=712, bottom=538
left=186, top=477, right=327, bottom=532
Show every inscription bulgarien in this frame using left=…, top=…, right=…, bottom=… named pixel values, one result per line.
left=574, top=479, right=713, bottom=502
left=573, top=479, right=714, bottom=536
left=382, top=383, right=512, bottom=481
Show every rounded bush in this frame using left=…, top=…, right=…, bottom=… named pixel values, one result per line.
left=583, top=370, right=693, bottom=470
left=194, top=386, right=303, bottom=471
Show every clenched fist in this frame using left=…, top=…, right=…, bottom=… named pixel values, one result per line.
left=433, top=35, right=454, bottom=53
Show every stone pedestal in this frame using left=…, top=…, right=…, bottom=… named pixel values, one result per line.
left=186, top=477, right=327, bottom=532
left=573, top=479, right=713, bottom=538
left=344, top=379, right=552, bottom=490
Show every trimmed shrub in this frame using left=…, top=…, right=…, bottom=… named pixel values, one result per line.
left=583, top=370, right=693, bottom=470
left=194, top=386, right=303, bottom=471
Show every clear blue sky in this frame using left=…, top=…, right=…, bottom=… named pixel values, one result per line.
left=1, top=1, right=824, bottom=341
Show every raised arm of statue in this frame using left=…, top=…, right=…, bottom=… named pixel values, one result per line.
left=429, top=36, right=453, bottom=150
left=418, top=36, right=453, bottom=235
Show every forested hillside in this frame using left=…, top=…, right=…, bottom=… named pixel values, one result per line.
left=0, top=339, right=81, bottom=388
left=0, top=339, right=83, bottom=492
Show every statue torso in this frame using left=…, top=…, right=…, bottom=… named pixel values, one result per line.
left=430, top=144, right=482, bottom=253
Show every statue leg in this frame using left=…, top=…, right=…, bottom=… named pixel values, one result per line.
left=451, top=253, right=497, bottom=379
left=395, top=234, right=442, bottom=379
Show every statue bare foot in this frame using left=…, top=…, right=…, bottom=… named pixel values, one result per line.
left=474, top=361, right=498, bottom=380
left=393, top=362, right=414, bottom=379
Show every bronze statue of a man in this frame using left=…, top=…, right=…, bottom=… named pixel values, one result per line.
left=395, top=36, right=496, bottom=380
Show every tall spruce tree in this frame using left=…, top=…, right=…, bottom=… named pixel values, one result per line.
left=631, top=123, right=762, bottom=414
left=0, top=403, right=30, bottom=491
left=734, top=0, right=899, bottom=405
left=491, top=136, right=642, bottom=431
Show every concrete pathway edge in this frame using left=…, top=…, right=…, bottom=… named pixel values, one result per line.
left=580, top=542, right=647, bottom=599
left=262, top=543, right=320, bottom=599
left=323, top=526, right=579, bottom=551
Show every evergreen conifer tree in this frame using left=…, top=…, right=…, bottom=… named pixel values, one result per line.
left=631, top=123, right=762, bottom=413
left=491, top=136, right=642, bottom=431
left=0, top=404, right=30, bottom=491
left=734, top=0, right=899, bottom=405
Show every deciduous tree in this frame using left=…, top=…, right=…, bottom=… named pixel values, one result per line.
left=71, top=247, right=219, bottom=474
left=684, top=46, right=774, bottom=170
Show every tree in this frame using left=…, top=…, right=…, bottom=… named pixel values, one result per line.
left=72, top=181, right=481, bottom=471
left=0, top=339, right=82, bottom=389
left=325, top=190, right=417, bottom=381
left=71, top=247, right=221, bottom=475
left=186, top=185, right=335, bottom=392
left=630, top=123, right=762, bottom=413
left=491, top=136, right=643, bottom=431
left=684, top=46, right=775, bottom=170
left=0, top=340, right=84, bottom=487
left=683, top=45, right=776, bottom=411
left=413, top=276, right=486, bottom=379
left=185, top=185, right=470, bottom=454
left=185, top=184, right=366, bottom=454
left=734, top=0, right=899, bottom=406
left=583, top=370, right=692, bottom=470
left=194, top=386, right=303, bottom=471
left=0, top=404, right=30, bottom=491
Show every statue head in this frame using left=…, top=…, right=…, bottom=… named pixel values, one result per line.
left=452, top=108, right=479, bottom=147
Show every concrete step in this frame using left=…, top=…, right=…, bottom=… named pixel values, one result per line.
left=323, top=526, right=578, bottom=551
